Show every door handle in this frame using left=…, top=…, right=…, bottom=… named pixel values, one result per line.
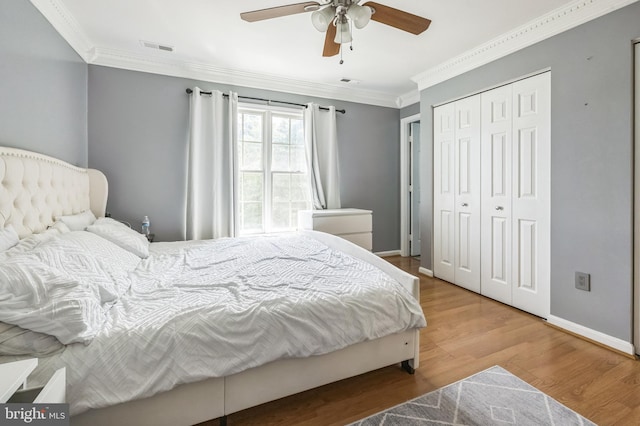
left=461, top=203, right=468, bottom=207
left=495, top=206, right=504, bottom=211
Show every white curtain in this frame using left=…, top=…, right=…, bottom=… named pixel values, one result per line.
left=305, top=103, right=341, bottom=209
left=185, top=88, right=238, bottom=240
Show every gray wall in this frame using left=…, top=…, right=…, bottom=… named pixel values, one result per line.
left=420, top=2, right=640, bottom=341
left=400, top=103, right=420, bottom=119
left=0, top=0, right=87, bottom=166
left=88, top=65, right=401, bottom=250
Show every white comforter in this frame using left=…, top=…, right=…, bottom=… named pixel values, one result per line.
left=23, top=232, right=426, bottom=415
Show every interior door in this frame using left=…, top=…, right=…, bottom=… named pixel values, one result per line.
left=410, top=122, right=421, bottom=256
left=453, top=95, right=481, bottom=292
left=510, top=72, right=551, bottom=318
left=480, top=84, right=513, bottom=305
left=433, top=103, right=455, bottom=283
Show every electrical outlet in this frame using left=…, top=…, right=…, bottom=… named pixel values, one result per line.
left=575, top=272, right=590, bottom=291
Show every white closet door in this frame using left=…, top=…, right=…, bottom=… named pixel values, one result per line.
left=433, top=103, right=455, bottom=283
left=454, top=95, right=481, bottom=292
left=511, top=72, right=551, bottom=318
left=480, top=85, right=513, bottom=305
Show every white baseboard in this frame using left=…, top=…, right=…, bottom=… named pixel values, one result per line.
left=418, top=267, right=433, bottom=277
left=546, top=315, right=635, bottom=355
left=375, top=250, right=401, bottom=257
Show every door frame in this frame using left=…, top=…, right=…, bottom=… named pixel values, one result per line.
left=633, top=40, right=639, bottom=354
left=400, top=113, right=421, bottom=257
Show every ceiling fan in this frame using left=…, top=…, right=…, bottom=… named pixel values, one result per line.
left=240, top=1, right=431, bottom=61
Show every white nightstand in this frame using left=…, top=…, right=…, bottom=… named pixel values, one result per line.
left=0, top=358, right=66, bottom=403
left=298, top=208, right=373, bottom=250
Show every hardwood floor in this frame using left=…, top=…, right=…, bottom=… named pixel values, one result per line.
left=201, top=256, right=640, bottom=425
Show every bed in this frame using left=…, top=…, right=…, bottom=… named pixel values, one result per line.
left=0, top=146, right=426, bottom=426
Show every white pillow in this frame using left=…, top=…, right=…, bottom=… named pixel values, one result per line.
left=55, top=210, right=97, bottom=231
left=32, top=232, right=140, bottom=302
left=0, top=322, right=64, bottom=356
left=48, top=221, right=71, bottom=234
left=86, top=217, right=150, bottom=258
left=0, top=225, right=73, bottom=262
left=0, top=258, right=106, bottom=344
left=0, top=225, right=19, bottom=251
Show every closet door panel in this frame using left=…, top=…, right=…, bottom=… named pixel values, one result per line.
left=454, top=95, right=481, bottom=292
left=511, top=73, right=550, bottom=318
left=433, top=103, right=455, bottom=283
left=481, top=85, right=513, bottom=304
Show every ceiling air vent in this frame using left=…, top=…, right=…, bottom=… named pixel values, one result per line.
left=140, top=40, right=174, bottom=52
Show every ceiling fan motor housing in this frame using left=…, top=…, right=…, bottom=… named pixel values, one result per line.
left=312, top=0, right=373, bottom=34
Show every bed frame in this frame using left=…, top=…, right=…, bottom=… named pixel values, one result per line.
left=0, top=146, right=421, bottom=426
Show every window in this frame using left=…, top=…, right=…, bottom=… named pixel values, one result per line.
left=237, top=106, right=310, bottom=235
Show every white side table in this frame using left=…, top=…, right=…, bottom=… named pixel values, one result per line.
left=0, top=358, right=66, bottom=403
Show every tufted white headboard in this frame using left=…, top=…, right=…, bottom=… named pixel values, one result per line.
left=0, top=147, right=108, bottom=238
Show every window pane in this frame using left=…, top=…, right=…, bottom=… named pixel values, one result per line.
left=272, top=144, right=290, bottom=171
left=242, top=202, right=263, bottom=232
left=271, top=202, right=290, bottom=230
left=272, top=116, right=290, bottom=144
left=290, top=146, right=306, bottom=173
left=242, top=113, right=262, bottom=142
left=291, top=119, right=304, bottom=145
left=237, top=107, right=309, bottom=235
left=241, top=172, right=263, bottom=202
left=242, top=142, right=262, bottom=170
left=290, top=174, right=308, bottom=202
left=272, top=173, right=290, bottom=202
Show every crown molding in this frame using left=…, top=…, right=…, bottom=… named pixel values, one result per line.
left=30, top=0, right=400, bottom=108
left=412, top=0, right=639, bottom=90
left=30, top=0, right=94, bottom=62
left=89, top=47, right=400, bottom=108
left=35, top=0, right=635, bottom=108
left=396, top=90, right=420, bottom=108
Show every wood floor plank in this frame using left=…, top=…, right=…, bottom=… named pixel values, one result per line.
left=198, top=257, right=640, bottom=425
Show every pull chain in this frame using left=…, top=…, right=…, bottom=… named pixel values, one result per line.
left=339, top=19, right=344, bottom=64
left=349, top=19, right=354, bottom=51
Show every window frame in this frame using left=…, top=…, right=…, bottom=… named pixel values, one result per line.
left=237, top=103, right=309, bottom=235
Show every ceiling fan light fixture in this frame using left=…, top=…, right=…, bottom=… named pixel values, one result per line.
left=311, top=6, right=335, bottom=32
left=334, top=19, right=352, bottom=44
left=347, top=4, right=372, bottom=29
left=240, top=2, right=431, bottom=59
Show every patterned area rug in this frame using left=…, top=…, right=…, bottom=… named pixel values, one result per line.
left=349, top=366, right=596, bottom=426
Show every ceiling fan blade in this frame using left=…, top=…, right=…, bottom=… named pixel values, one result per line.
left=241, top=2, right=321, bottom=22
left=362, top=2, right=431, bottom=35
left=323, top=24, right=340, bottom=57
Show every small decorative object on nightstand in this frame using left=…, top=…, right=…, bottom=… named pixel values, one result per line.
left=298, top=208, right=373, bottom=250
left=0, top=358, right=66, bottom=404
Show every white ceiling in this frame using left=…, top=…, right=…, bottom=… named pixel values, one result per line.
left=33, top=0, right=632, bottom=107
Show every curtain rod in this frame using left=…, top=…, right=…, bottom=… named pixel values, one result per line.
left=185, top=88, right=346, bottom=114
